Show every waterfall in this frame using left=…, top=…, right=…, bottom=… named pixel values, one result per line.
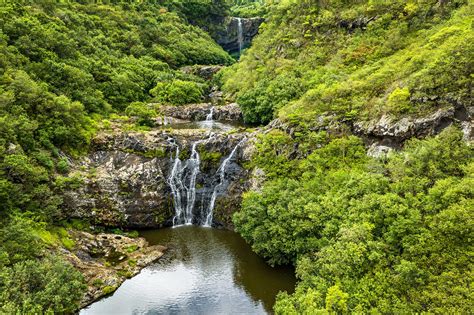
left=168, top=140, right=185, bottom=226
left=206, top=107, right=214, bottom=121
left=184, top=142, right=201, bottom=224
left=204, top=138, right=246, bottom=227
left=237, top=18, right=243, bottom=54
left=168, top=135, right=214, bottom=226
left=167, top=135, right=245, bottom=227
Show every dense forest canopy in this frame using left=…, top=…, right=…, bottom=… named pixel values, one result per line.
left=235, top=127, right=473, bottom=313
left=0, top=0, right=472, bottom=313
left=221, top=0, right=473, bottom=313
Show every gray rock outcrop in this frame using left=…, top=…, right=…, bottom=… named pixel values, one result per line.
left=216, top=17, right=264, bottom=54
left=63, top=127, right=252, bottom=229
left=160, top=103, right=243, bottom=122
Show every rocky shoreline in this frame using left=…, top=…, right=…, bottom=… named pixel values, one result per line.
left=62, top=231, right=166, bottom=308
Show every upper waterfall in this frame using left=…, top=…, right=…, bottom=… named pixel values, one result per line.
left=237, top=18, right=243, bottom=54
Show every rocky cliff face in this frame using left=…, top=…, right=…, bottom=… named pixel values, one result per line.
left=216, top=17, right=264, bottom=54
left=159, top=103, right=243, bottom=122
left=63, top=114, right=253, bottom=229
left=268, top=104, right=473, bottom=158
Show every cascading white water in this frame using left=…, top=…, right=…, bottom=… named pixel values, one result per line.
left=168, top=134, right=216, bottom=226
left=204, top=138, right=246, bottom=227
left=237, top=18, right=243, bottom=54
left=168, top=140, right=185, bottom=226
left=167, top=134, right=245, bottom=227
left=206, top=107, right=214, bottom=121
left=184, top=142, right=201, bottom=224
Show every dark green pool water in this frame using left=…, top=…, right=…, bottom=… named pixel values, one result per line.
left=81, top=226, right=296, bottom=314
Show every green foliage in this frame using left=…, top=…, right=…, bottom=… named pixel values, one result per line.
left=0, top=2, right=234, bottom=313
left=222, top=1, right=473, bottom=125
left=0, top=216, right=85, bottom=313
left=126, top=245, right=139, bottom=253
left=0, top=255, right=86, bottom=314
left=102, top=285, right=116, bottom=295
left=56, top=158, right=69, bottom=174
left=170, top=0, right=231, bottom=37
left=235, top=127, right=473, bottom=313
left=151, top=80, right=204, bottom=105
left=125, top=102, right=157, bottom=127
left=231, top=0, right=268, bottom=18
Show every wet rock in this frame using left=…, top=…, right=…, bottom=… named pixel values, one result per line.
left=63, top=127, right=253, bottom=229
left=160, top=103, right=243, bottom=122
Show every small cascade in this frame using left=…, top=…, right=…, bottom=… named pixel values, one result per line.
left=167, top=139, right=185, bottom=226
left=204, top=138, right=246, bottom=227
left=237, top=18, right=244, bottom=54
left=184, top=142, right=201, bottom=224
left=206, top=107, right=214, bottom=121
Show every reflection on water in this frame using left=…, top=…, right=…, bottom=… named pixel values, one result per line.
left=81, top=226, right=296, bottom=315
left=160, top=120, right=246, bottom=131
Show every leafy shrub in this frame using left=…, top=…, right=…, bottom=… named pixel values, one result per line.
left=0, top=256, right=85, bottom=314
left=56, top=158, right=69, bottom=174
left=125, top=102, right=157, bottom=127
left=150, top=80, right=204, bottom=105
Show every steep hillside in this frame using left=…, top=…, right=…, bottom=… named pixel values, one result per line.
left=222, top=0, right=472, bottom=126
left=222, top=0, right=473, bottom=313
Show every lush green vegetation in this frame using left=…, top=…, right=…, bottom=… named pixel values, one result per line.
left=230, top=0, right=268, bottom=17
left=234, top=127, right=473, bottom=313
left=222, top=0, right=473, bottom=124
left=0, top=1, right=234, bottom=312
left=0, top=0, right=472, bottom=313
left=224, top=3, right=474, bottom=311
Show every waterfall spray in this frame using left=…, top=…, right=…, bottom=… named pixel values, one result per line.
left=167, top=140, right=185, bottom=226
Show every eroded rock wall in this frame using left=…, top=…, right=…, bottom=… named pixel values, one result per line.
left=63, top=128, right=252, bottom=229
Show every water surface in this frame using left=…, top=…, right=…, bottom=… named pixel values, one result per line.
left=81, top=226, right=296, bottom=315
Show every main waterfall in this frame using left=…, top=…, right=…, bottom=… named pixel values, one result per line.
left=167, top=109, right=246, bottom=227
